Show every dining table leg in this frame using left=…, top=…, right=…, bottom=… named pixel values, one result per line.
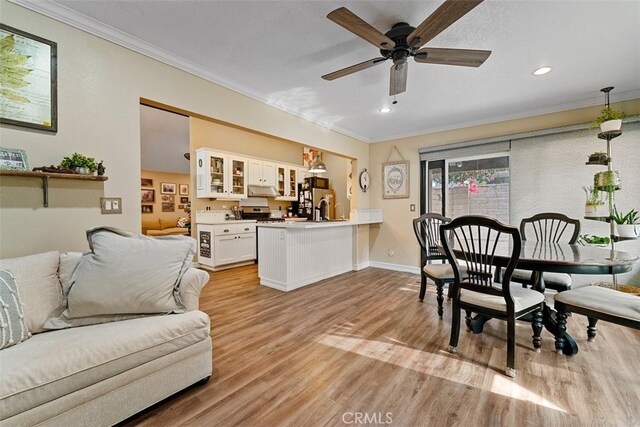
left=533, top=271, right=578, bottom=356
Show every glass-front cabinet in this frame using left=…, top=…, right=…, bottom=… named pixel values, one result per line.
left=196, top=148, right=247, bottom=199
left=276, top=164, right=298, bottom=201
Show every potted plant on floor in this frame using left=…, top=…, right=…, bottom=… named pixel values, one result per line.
left=612, top=207, right=638, bottom=238
left=583, top=186, right=607, bottom=217
left=589, top=107, right=627, bottom=133
left=59, top=153, right=98, bottom=175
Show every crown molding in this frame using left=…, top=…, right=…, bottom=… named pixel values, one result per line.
left=369, top=89, right=640, bottom=143
left=7, top=0, right=371, bottom=143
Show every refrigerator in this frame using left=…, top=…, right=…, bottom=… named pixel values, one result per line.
left=296, top=186, right=335, bottom=221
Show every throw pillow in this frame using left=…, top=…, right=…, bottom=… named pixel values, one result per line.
left=0, top=251, right=61, bottom=333
left=45, top=227, right=195, bottom=329
left=0, top=270, right=31, bottom=349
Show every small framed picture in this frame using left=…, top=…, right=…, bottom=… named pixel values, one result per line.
left=141, top=189, right=155, bottom=203
left=382, top=160, right=410, bottom=199
left=141, top=205, right=153, bottom=214
left=141, top=178, right=153, bottom=187
left=0, top=147, right=30, bottom=171
left=161, top=182, right=176, bottom=194
left=162, top=202, right=175, bottom=212
left=179, top=184, right=189, bottom=195
left=180, top=197, right=189, bottom=203
left=178, top=204, right=185, bottom=209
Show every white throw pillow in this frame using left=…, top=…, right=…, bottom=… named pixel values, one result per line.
left=0, top=251, right=61, bottom=333
left=45, top=227, right=195, bottom=329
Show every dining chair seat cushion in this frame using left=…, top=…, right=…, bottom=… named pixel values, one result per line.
left=461, top=284, right=545, bottom=313
left=554, top=286, right=640, bottom=322
left=422, top=262, right=469, bottom=280
left=511, top=269, right=572, bottom=287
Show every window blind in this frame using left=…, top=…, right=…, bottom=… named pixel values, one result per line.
left=419, top=139, right=511, bottom=162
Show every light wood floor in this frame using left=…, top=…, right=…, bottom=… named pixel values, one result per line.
left=125, top=266, right=640, bottom=426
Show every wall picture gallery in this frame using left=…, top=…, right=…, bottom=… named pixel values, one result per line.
left=141, top=178, right=189, bottom=214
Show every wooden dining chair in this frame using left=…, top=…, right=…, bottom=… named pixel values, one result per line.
left=440, top=215, right=545, bottom=378
left=412, top=213, right=455, bottom=318
left=514, top=212, right=581, bottom=291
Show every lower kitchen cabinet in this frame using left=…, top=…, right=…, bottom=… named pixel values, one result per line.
left=197, top=222, right=256, bottom=270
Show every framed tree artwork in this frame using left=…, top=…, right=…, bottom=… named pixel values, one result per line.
left=0, top=25, right=58, bottom=132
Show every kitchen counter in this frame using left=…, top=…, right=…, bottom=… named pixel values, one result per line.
left=196, top=219, right=257, bottom=225
left=257, top=219, right=382, bottom=292
left=256, top=219, right=381, bottom=229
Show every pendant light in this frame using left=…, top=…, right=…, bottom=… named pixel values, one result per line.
left=308, top=153, right=327, bottom=174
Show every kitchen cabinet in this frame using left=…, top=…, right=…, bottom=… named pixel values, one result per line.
left=276, top=164, right=299, bottom=201
left=248, top=159, right=276, bottom=187
left=197, top=222, right=257, bottom=270
left=196, top=148, right=247, bottom=199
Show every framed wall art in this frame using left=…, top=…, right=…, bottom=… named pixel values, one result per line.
left=0, top=147, right=30, bottom=171
left=179, top=184, right=189, bottom=195
left=141, top=205, right=153, bottom=214
left=140, top=178, right=153, bottom=187
left=161, top=182, right=176, bottom=194
left=180, top=197, right=189, bottom=203
left=162, top=202, right=175, bottom=212
left=0, top=24, right=57, bottom=132
left=141, top=189, right=155, bottom=203
left=382, top=160, right=409, bottom=199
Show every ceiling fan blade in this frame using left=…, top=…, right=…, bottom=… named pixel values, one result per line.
left=327, top=7, right=396, bottom=50
left=408, top=0, right=484, bottom=49
left=322, top=57, right=387, bottom=81
left=414, top=47, right=491, bottom=67
left=389, top=62, right=408, bottom=96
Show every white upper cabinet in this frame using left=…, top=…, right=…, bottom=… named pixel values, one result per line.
left=248, top=159, right=276, bottom=187
left=196, top=148, right=247, bottom=199
left=276, top=164, right=299, bottom=201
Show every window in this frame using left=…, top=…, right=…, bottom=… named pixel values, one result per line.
left=425, top=155, right=510, bottom=223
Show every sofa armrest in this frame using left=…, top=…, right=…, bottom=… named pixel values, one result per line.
left=179, top=268, right=210, bottom=311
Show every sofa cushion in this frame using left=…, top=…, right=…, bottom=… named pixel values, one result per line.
left=47, top=228, right=195, bottom=329
left=0, top=310, right=210, bottom=420
left=57, top=252, right=84, bottom=296
left=0, top=271, right=31, bottom=349
left=0, top=252, right=61, bottom=334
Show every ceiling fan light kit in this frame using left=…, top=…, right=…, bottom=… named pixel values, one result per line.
left=322, top=0, right=491, bottom=96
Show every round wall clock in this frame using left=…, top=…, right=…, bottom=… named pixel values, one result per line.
left=359, top=169, right=370, bottom=192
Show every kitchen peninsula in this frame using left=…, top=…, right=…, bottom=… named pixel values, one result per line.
left=257, top=220, right=381, bottom=291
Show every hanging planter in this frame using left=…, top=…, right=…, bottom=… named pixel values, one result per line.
left=594, top=170, right=620, bottom=191
left=589, top=106, right=626, bottom=133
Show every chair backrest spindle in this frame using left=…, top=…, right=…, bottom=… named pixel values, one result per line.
left=520, top=213, right=580, bottom=244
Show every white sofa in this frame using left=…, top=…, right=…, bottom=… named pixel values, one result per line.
left=0, top=251, right=212, bottom=426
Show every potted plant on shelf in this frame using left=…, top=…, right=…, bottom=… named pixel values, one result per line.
left=611, top=207, right=638, bottom=238
left=583, top=186, right=607, bottom=217
left=589, top=107, right=627, bottom=133
left=59, top=153, right=98, bottom=175
left=594, top=170, right=620, bottom=191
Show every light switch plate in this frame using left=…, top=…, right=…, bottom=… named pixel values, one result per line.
left=410, top=204, right=416, bottom=212
left=101, top=197, right=122, bottom=214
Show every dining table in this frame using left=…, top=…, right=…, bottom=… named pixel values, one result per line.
left=442, top=240, right=639, bottom=355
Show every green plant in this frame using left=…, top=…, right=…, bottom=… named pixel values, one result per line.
left=583, top=186, right=604, bottom=206
left=578, top=234, right=611, bottom=246
left=611, top=207, right=639, bottom=225
left=589, top=107, right=627, bottom=129
left=59, top=153, right=98, bottom=172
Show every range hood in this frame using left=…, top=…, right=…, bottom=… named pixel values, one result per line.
left=247, top=185, right=280, bottom=198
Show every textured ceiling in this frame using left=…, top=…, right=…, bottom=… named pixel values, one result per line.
left=28, top=0, right=640, bottom=142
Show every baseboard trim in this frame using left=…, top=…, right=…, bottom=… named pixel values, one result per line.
left=369, top=261, right=420, bottom=275
left=353, top=261, right=370, bottom=271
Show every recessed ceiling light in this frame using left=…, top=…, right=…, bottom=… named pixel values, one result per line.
left=379, top=107, right=392, bottom=113
left=533, top=66, right=552, bottom=76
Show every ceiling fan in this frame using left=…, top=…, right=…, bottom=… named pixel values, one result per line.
left=321, top=0, right=491, bottom=96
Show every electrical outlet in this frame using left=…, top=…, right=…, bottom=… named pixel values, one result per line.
left=388, top=248, right=395, bottom=257
left=410, top=204, right=416, bottom=212
left=100, top=197, right=122, bottom=214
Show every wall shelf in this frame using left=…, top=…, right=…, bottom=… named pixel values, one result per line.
left=612, top=235, right=638, bottom=242
left=585, top=159, right=610, bottom=166
left=584, top=216, right=610, bottom=223
left=0, top=170, right=108, bottom=207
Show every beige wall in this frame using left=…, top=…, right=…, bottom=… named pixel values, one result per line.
left=140, top=170, right=190, bottom=234
left=368, top=100, right=640, bottom=271
left=0, top=1, right=369, bottom=258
